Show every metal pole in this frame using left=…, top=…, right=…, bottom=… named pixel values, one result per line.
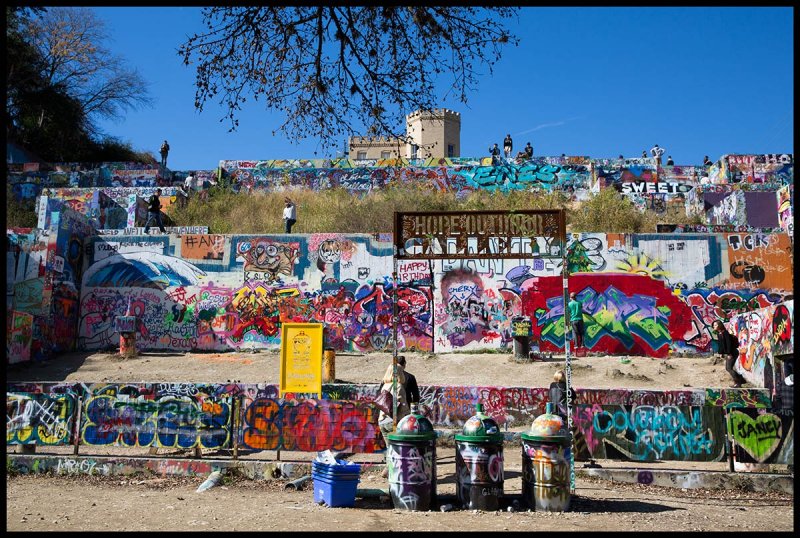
left=232, top=394, right=240, bottom=460
left=563, top=235, right=576, bottom=493
left=392, top=259, right=399, bottom=430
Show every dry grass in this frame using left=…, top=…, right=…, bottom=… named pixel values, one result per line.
left=166, top=184, right=701, bottom=234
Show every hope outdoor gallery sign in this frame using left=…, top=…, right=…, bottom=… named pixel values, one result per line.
left=394, top=210, right=566, bottom=260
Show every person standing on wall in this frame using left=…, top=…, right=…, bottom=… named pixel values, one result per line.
left=712, top=320, right=747, bottom=388
left=160, top=140, right=170, bottom=168
left=144, top=188, right=167, bottom=234
left=503, top=134, right=513, bottom=158
left=650, top=144, right=665, bottom=165
left=567, top=292, right=585, bottom=349
left=283, top=197, right=297, bottom=233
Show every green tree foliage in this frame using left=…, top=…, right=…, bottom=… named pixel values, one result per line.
left=179, top=7, right=518, bottom=151
left=6, top=7, right=151, bottom=163
left=6, top=185, right=38, bottom=229
left=568, top=187, right=647, bottom=233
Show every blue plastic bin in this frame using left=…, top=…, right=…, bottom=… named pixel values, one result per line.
left=312, top=474, right=360, bottom=507
left=311, top=460, right=361, bottom=507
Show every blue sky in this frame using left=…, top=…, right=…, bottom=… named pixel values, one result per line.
left=92, top=6, right=794, bottom=171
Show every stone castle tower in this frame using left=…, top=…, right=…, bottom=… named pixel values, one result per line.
left=348, top=108, right=461, bottom=160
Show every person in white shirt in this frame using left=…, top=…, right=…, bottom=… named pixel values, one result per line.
left=184, top=172, right=196, bottom=193
left=283, top=198, right=297, bottom=232
left=650, top=144, right=665, bottom=165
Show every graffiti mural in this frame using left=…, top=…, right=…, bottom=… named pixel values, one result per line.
left=79, top=383, right=232, bottom=449
left=435, top=268, right=520, bottom=351
left=572, top=405, right=726, bottom=462
left=7, top=393, right=76, bottom=445
left=240, top=398, right=384, bottom=452
left=728, top=408, right=793, bottom=464
left=522, top=273, right=693, bottom=357
left=727, top=300, right=794, bottom=387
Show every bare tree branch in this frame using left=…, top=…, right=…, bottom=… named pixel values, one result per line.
left=179, top=6, right=518, bottom=152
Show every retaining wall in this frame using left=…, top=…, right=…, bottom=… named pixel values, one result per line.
left=7, top=383, right=791, bottom=465
left=75, top=232, right=793, bottom=358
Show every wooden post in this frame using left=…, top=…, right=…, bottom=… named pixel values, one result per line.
left=72, top=394, right=82, bottom=456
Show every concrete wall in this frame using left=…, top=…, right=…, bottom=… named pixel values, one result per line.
left=7, top=207, right=95, bottom=364
left=8, top=382, right=791, bottom=464
left=75, top=231, right=793, bottom=357
left=38, top=187, right=186, bottom=230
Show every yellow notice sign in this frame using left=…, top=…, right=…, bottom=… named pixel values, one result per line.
left=279, top=323, right=324, bottom=397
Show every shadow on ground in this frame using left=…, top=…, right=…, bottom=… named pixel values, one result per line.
left=570, top=495, right=684, bottom=513
left=6, top=352, right=99, bottom=382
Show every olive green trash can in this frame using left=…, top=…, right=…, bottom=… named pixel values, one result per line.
left=386, top=403, right=437, bottom=511
left=455, top=403, right=504, bottom=511
left=520, top=402, right=572, bottom=512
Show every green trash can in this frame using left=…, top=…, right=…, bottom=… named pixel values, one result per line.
left=455, top=403, right=504, bottom=511
left=520, top=402, right=572, bottom=512
left=386, top=403, right=437, bottom=511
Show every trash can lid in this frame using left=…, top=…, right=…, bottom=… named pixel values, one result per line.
left=454, top=403, right=504, bottom=442
left=386, top=404, right=436, bottom=441
left=520, top=402, right=570, bottom=442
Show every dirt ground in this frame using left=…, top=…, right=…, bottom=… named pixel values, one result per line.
left=7, top=349, right=793, bottom=531
left=6, top=349, right=746, bottom=390
left=6, top=453, right=794, bottom=532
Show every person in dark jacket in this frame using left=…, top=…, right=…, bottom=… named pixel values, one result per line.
left=549, top=370, right=576, bottom=420
left=397, top=355, right=419, bottom=404
left=144, top=188, right=166, bottom=234
left=713, top=320, right=746, bottom=387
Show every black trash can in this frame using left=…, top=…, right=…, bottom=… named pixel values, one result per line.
left=455, top=403, right=504, bottom=511
left=386, top=403, right=437, bottom=511
left=520, top=402, right=572, bottom=512
left=511, top=316, right=532, bottom=361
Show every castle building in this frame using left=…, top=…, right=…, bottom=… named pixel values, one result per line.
left=348, top=108, right=461, bottom=160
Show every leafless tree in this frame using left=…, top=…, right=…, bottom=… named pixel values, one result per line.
left=179, top=6, right=518, bottom=152
left=25, top=7, right=151, bottom=135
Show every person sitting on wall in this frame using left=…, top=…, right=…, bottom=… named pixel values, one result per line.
left=524, top=142, right=533, bottom=159
left=489, top=143, right=501, bottom=165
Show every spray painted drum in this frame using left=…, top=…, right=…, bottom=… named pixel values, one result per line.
left=520, top=402, right=572, bottom=512
left=386, top=404, right=437, bottom=511
left=455, top=403, right=504, bottom=511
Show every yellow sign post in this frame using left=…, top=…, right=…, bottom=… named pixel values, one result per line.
left=279, top=323, right=324, bottom=397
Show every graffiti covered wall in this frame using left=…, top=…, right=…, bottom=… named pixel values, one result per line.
left=10, top=382, right=790, bottom=464
left=7, top=207, right=95, bottom=364
left=76, top=231, right=792, bottom=356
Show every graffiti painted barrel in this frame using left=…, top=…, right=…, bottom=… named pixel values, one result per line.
left=386, top=404, right=437, bottom=511
left=520, top=402, right=571, bottom=512
left=322, top=348, right=336, bottom=383
left=455, top=403, right=504, bottom=511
